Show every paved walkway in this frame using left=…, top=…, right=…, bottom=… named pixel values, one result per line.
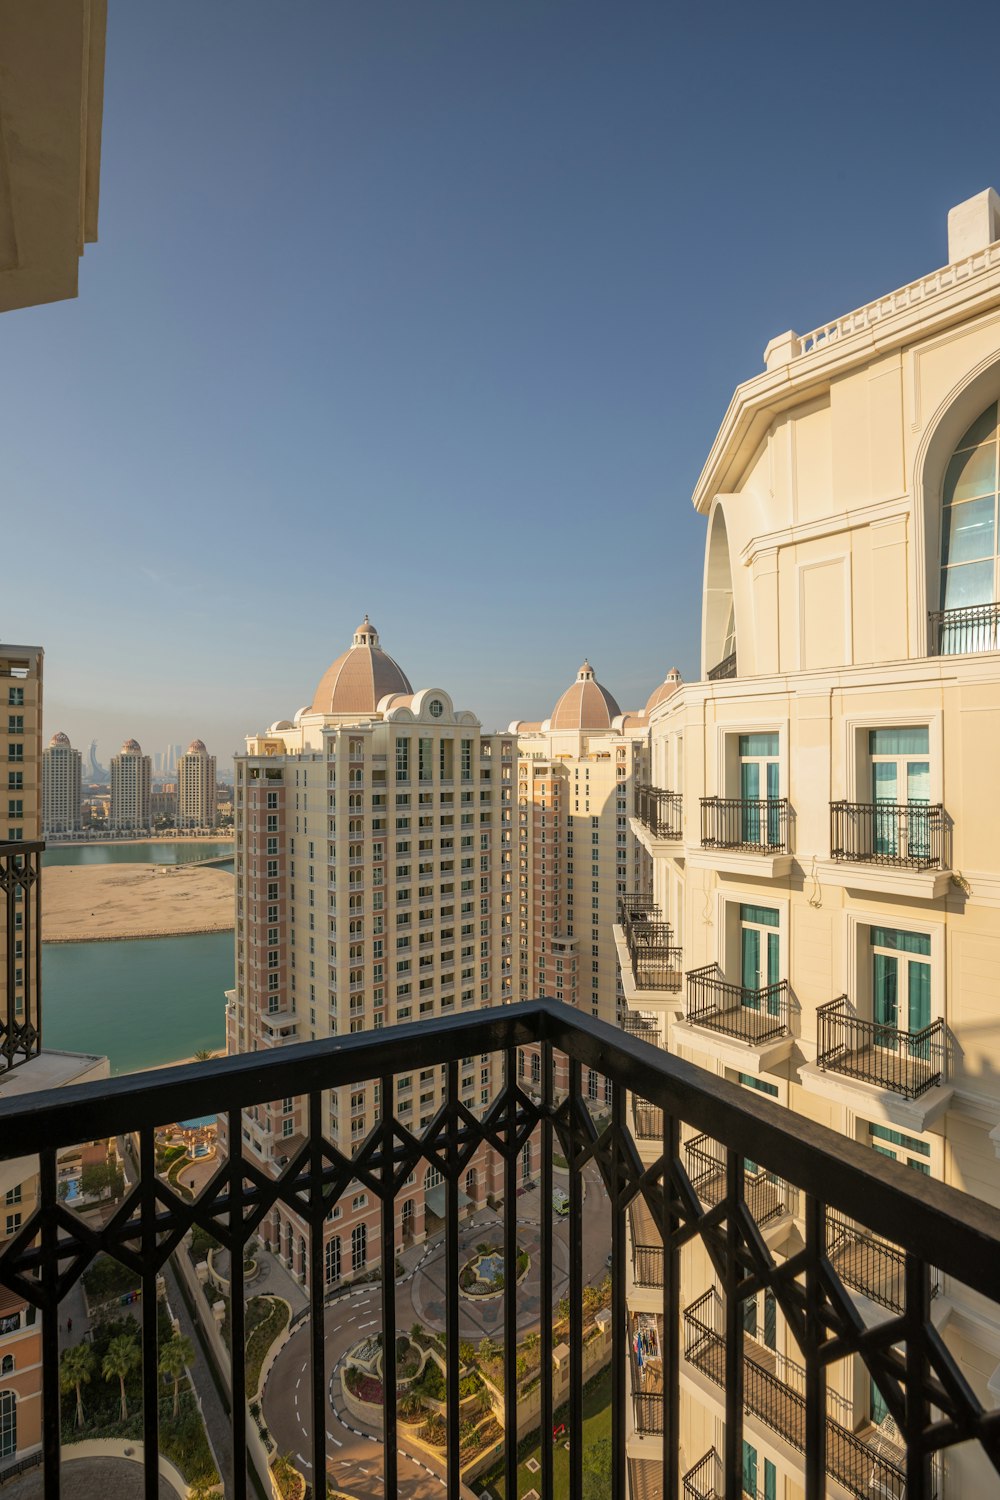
left=0, top=1459, right=175, bottom=1498
left=161, top=1258, right=233, bottom=1498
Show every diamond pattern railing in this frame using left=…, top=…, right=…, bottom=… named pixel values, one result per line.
left=0, top=999, right=999, bottom=1499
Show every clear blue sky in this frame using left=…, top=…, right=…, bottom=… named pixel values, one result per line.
left=6, top=1, right=1000, bottom=768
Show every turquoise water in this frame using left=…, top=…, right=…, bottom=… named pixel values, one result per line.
left=42, top=931, right=232, bottom=1075
left=43, top=840, right=233, bottom=868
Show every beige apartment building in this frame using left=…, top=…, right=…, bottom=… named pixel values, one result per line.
left=176, top=739, right=217, bottom=829
left=229, top=617, right=515, bottom=1284
left=41, top=731, right=82, bottom=835
left=109, top=738, right=151, bottom=833
left=618, top=188, right=1000, bottom=1499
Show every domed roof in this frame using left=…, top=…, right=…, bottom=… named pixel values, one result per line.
left=48, top=731, right=71, bottom=748
left=645, top=667, right=683, bottom=715
left=310, top=616, right=412, bottom=717
left=120, top=738, right=142, bottom=755
left=186, top=739, right=208, bottom=755
left=550, top=661, right=621, bottom=732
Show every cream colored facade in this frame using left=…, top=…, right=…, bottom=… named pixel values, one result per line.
left=229, top=620, right=514, bottom=1284
left=176, top=740, right=217, bottom=829
left=619, top=190, right=1000, bottom=1499
left=41, top=732, right=82, bottom=835
left=109, top=739, right=151, bottom=832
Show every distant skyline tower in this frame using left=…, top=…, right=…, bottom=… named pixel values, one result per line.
left=87, top=738, right=109, bottom=784
left=42, top=732, right=82, bottom=834
left=176, top=739, right=217, bottom=828
left=110, top=739, right=151, bottom=831
left=153, top=750, right=163, bottom=775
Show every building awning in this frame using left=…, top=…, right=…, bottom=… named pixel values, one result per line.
left=424, top=1185, right=473, bottom=1220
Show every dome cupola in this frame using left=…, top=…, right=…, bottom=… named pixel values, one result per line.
left=549, top=661, right=621, bottom=731
left=310, top=616, right=412, bottom=717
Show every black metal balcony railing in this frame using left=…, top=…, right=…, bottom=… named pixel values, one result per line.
left=830, top=800, right=948, bottom=871
left=684, top=1133, right=796, bottom=1228
left=633, top=783, right=683, bottom=840
left=707, top=650, right=737, bottom=681
left=683, top=1446, right=722, bottom=1500
left=632, top=1097, right=664, bottom=1140
left=929, top=600, right=1000, bottom=656
left=700, top=796, right=789, bottom=853
left=621, top=1011, right=660, bottom=1045
left=618, top=892, right=659, bottom=923
left=684, top=1289, right=908, bottom=1500
left=621, top=908, right=684, bottom=992
left=817, top=995, right=948, bottom=1099
left=0, top=839, right=43, bottom=1071
left=826, top=1210, right=938, bottom=1315
left=686, top=963, right=790, bottom=1045
left=1, top=999, right=999, bottom=1500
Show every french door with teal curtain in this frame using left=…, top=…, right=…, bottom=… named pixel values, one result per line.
left=741, top=904, right=780, bottom=1014
left=871, top=926, right=931, bottom=1052
left=869, top=727, right=930, bottom=860
left=739, top=733, right=780, bottom=846
left=741, top=1441, right=776, bottom=1499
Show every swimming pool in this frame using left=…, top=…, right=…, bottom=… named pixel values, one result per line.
left=179, top=1115, right=217, bottom=1129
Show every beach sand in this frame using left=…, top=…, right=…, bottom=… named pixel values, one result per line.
left=44, top=862, right=235, bottom=943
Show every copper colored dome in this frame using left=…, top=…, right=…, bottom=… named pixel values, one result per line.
left=310, top=616, right=412, bottom=717
left=550, top=661, right=621, bottom=732
left=186, top=739, right=208, bottom=754
left=120, top=738, right=142, bottom=755
left=48, top=732, right=71, bottom=747
left=645, top=668, right=683, bottom=715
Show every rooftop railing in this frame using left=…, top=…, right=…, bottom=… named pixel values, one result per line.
left=928, top=601, right=1000, bottom=655
left=0, top=999, right=997, bottom=1498
left=706, top=651, right=737, bottom=681
left=700, top=796, right=789, bottom=853
left=685, top=963, right=791, bottom=1046
left=830, top=800, right=948, bottom=871
left=816, top=995, right=949, bottom=1099
left=633, top=784, right=683, bottom=840
left=0, top=838, right=44, bottom=1071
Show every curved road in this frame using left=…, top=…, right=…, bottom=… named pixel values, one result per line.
left=262, top=1165, right=611, bottom=1497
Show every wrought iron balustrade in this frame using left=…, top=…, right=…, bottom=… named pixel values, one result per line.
left=817, top=995, right=948, bottom=1099
left=684, top=1289, right=908, bottom=1500
left=632, top=1098, right=664, bottom=1140
left=618, top=893, right=660, bottom=923
left=928, top=601, right=1000, bottom=656
left=685, top=963, right=790, bottom=1045
left=826, top=1211, right=938, bottom=1315
left=0, top=998, right=997, bottom=1499
left=633, top=784, right=683, bottom=840
left=700, top=796, right=789, bottom=853
left=707, top=651, right=737, bottom=681
left=830, top=800, right=948, bottom=871
left=682, top=1446, right=722, bottom=1499
left=621, top=912, right=684, bottom=992
left=0, top=838, right=43, bottom=1071
left=684, top=1134, right=796, bottom=1228
left=621, top=1010, right=661, bottom=1044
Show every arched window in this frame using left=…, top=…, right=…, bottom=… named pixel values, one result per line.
left=465, top=1168, right=478, bottom=1200
left=521, top=1143, right=532, bottom=1183
left=530, top=1053, right=541, bottom=1084
left=352, top=1223, right=367, bottom=1271
left=0, top=1390, right=15, bottom=1459
left=424, top=1164, right=443, bottom=1190
left=325, top=1236, right=341, bottom=1286
left=0, top=1356, right=12, bottom=1376
left=939, top=402, right=999, bottom=618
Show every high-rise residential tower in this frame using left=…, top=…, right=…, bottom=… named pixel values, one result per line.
left=109, top=739, right=151, bottom=832
left=229, top=617, right=514, bottom=1285
left=176, top=739, right=217, bottom=829
left=41, top=731, right=82, bottom=835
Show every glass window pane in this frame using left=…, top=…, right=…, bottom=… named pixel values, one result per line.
left=739, top=733, right=779, bottom=757
left=942, top=497, right=995, bottom=565
left=908, top=960, right=931, bottom=1031
left=740, top=762, right=760, bottom=800
left=954, top=402, right=999, bottom=452
left=871, top=926, right=931, bottom=956
left=739, top=903, right=779, bottom=928
left=873, top=761, right=899, bottom=802
left=873, top=952, right=898, bottom=1028
left=941, top=559, right=994, bottom=610
left=869, top=727, right=929, bottom=754
left=906, top=761, right=930, bottom=802
left=943, top=443, right=997, bottom=505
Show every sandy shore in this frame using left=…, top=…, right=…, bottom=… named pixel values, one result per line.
left=44, top=863, right=235, bottom=943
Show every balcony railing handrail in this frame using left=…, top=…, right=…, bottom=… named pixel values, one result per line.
left=685, top=963, right=791, bottom=1044
left=830, top=798, right=947, bottom=872
left=928, top=600, right=1000, bottom=656
left=707, top=650, right=737, bottom=681
left=1, top=999, right=997, bottom=1499
left=817, top=994, right=949, bottom=1097
left=700, top=795, right=789, bottom=853
left=633, top=783, right=683, bottom=839
left=683, top=1134, right=796, bottom=1228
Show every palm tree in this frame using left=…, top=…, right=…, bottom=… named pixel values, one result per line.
left=60, top=1342, right=95, bottom=1429
left=157, top=1333, right=194, bottom=1420
left=192, top=1049, right=215, bottom=1062
left=102, top=1332, right=140, bottom=1421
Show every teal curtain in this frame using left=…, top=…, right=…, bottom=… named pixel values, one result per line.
left=763, top=1290, right=776, bottom=1350
left=742, top=1299, right=757, bottom=1339
left=740, top=904, right=779, bottom=927
left=871, top=927, right=930, bottom=955
left=908, top=960, right=931, bottom=1033
left=764, top=1459, right=777, bottom=1500
left=871, top=1377, right=890, bottom=1427
left=766, top=932, right=780, bottom=1012
left=742, top=1442, right=757, bottom=1497
left=739, top=733, right=779, bottom=757
left=741, top=760, right=760, bottom=843
left=874, top=952, right=898, bottom=1047
left=742, top=926, right=761, bottom=1009
left=869, top=727, right=930, bottom=755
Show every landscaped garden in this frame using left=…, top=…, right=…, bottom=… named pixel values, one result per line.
left=459, top=1241, right=530, bottom=1296
left=478, top=1365, right=612, bottom=1500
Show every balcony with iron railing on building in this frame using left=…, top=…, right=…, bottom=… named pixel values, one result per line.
left=825, top=799, right=953, bottom=899
left=693, top=793, right=792, bottom=878
left=929, top=600, right=1000, bottom=657
left=683, top=1288, right=911, bottom=1500
left=675, top=963, right=794, bottom=1072
left=614, top=901, right=684, bottom=1015
left=799, top=994, right=953, bottom=1131
left=631, top=783, right=683, bottom=854
left=707, top=650, right=737, bottom=681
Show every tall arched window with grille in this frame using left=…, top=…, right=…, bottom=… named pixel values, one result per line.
left=937, top=401, right=1000, bottom=652
left=351, top=1222, right=367, bottom=1272
left=0, top=1390, right=15, bottom=1459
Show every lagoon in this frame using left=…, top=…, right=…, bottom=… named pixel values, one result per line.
left=42, top=930, right=232, bottom=1075
left=43, top=840, right=233, bottom=868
